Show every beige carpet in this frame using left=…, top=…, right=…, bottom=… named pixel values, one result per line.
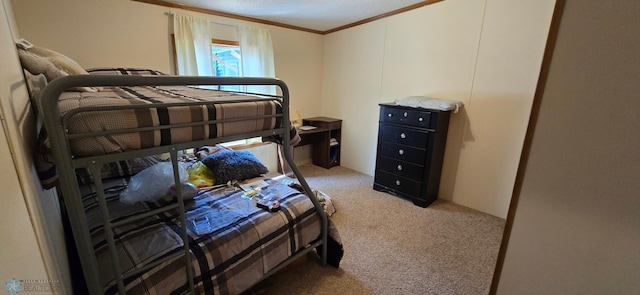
left=248, top=164, right=505, bottom=295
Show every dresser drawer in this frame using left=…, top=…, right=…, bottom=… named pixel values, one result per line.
left=377, top=142, right=426, bottom=164
left=380, top=105, right=433, bottom=129
left=374, top=170, right=421, bottom=197
left=379, top=124, right=430, bottom=148
left=377, top=156, right=424, bottom=181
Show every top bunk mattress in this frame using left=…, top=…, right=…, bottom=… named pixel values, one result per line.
left=45, top=68, right=299, bottom=156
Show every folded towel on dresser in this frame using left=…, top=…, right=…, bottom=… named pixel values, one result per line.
left=395, top=96, right=464, bottom=113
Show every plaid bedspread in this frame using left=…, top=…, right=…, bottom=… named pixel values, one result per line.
left=65, top=68, right=299, bottom=155
left=82, top=178, right=321, bottom=295
left=35, top=68, right=300, bottom=189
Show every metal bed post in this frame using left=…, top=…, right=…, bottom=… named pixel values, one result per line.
left=169, top=148, right=196, bottom=294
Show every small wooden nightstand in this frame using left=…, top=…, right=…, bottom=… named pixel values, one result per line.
left=298, top=117, right=342, bottom=169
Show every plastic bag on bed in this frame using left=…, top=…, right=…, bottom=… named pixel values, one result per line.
left=120, top=162, right=188, bottom=204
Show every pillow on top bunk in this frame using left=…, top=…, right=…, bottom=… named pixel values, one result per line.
left=15, top=38, right=100, bottom=92
left=23, top=70, right=48, bottom=104
left=201, top=150, right=268, bottom=185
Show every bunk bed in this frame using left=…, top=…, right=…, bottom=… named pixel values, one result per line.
left=31, top=67, right=335, bottom=295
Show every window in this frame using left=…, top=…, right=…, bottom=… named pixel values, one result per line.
left=212, top=39, right=262, bottom=147
left=212, top=39, right=242, bottom=92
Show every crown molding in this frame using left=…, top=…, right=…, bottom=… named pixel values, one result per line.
left=133, top=0, right=444, bottom=35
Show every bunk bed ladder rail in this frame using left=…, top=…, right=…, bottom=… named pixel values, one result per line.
left=276, top=79, right=328, bottom=268
left=170, top=149, right=197, bottom=294
left=283, top=143, right=329, bottom=267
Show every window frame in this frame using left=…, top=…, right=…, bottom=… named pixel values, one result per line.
left=211, top=38, right=265, bottom=149
left=211, top=39, right=242, bottom=90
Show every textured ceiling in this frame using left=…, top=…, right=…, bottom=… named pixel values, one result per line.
left=160, top=0, right=435, bottom=33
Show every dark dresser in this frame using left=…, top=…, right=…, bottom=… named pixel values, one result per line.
left=373, top=103, right=451, bottom=207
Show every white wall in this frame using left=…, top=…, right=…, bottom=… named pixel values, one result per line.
left=322, top=0, right=555, bottom=218
left=448, top=0, right=556, bottom=217
left=496, top=1, right=640, bottom=293
left=1, top=0, right=68, bottom=293
left=321, top=20, right=387, bottom=172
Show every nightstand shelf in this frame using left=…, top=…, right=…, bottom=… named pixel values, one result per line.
left=298, top=117, right=342, bottom=169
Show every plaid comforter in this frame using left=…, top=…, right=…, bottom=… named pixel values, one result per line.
left=65, top=68, right=299, bottom=155
left=36, top=68, right=300, bottom=189
left=82, top=178, right=321, bottom=295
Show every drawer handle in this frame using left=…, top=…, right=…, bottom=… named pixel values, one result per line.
left=400, top=133, right=406, bottom=139
left=398, top=149, right=404, bottom=155
left=395, top=180, right=401, bottom=186
left=387, top=113, right=393, bottom=117
left=397, top=165, right=403, bottom=171
left=419, top=117, right=424, bottom=122
left=403, top=112, right=408, bottom=117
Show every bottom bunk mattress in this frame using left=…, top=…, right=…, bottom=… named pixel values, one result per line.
left=81, top=177, right=321, bottom=295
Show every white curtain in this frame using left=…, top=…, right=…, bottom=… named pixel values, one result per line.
left=173, top=13, right=213, bottom=76
left=238, top=26, right=276, bottom=95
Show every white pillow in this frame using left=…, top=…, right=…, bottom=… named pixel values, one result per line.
left=395, top=96, right=464, bottom=113
left=16, top=39, right=99, bottom=92
left=23, top=70, right=48, bottom=103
